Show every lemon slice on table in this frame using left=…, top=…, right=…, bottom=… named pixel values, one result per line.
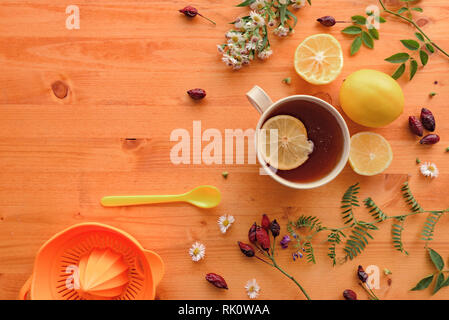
left=259, top=115, right=314, bottom=171
left=294, top=34, right=344, bottom=85
left=349, top=132, right=393, bottom=176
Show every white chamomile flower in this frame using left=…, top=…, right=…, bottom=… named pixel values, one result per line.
left=246, top=36, right=260, bottom=50
left=420, top=162, right=439, bottom=178
left=258, top=48, right=273, bottom=60
left=218, top=214, right=235, bottom=234
left=250, top=11, right=265, bottom=27
left=189, top=242, right=206, bottom=262
left=292, top=0, right=306, bottom=9
left=227, top=31, right=245, bottom=44
left=273, top=25, right=289, bottom=37
left=250, top=0, right=266, bottom=11
left=245, top=279, right=260, bottom=299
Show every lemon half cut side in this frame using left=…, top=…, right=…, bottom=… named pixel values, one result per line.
left=294, top=34, right=344, bottom=85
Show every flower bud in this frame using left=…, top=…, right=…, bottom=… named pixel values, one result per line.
left=317, top=16, right=336, bottom=27
left=343, top=289, right=357, bottom=300
left=357, top=265, right=368, bottom=283
left=269, top=219, right=280, bottom=237
left=256, top=226, right=270, bottom=251
left=248, top=222, right=257, bottom=243
left=238, top=241, right=255, bottom=257
left=280, top=235, right=291, bottom=249
left=261, top=214, right=271, bottom=231
left=179, top=6, right=198, bottom=17
left=205, top=273, right=228, bottom=289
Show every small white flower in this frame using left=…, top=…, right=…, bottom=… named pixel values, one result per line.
left=250, top=11, right=265, bottom=27
left=226, top=31, right=245, bottom=44
left=245, top=279, right=260, bottom=299
left=234, top=18, right=244, bottom=30
left=218, top=214, right=235, bottom=234
left=279, top=0, right=289, bottom=4
left=250, top=0, right=266, bottom=11
left=217, top=45, right=225, bottom=53
left=246, top=36, right=260, bottom=50
left=189, top=242, right=206, bottom=262
left=267, top=19, right=276, bottom=27
left=244, top=21, right=256, bottom=31
left=420, top=162, right=439, bottom=178
left=273, top=25, right=289, bottom=37
left=258, top=48, right=273, bottom=60
left=292, top=0, right=306, bottom=9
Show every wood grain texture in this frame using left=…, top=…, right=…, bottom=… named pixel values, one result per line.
left=0, top=0, right=448, bottom=300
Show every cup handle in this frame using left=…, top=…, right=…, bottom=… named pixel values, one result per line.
left=246, top=85, right=273, bottom=114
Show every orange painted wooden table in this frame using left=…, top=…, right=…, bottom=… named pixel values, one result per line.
left=0, top=0, right=448, bottom=300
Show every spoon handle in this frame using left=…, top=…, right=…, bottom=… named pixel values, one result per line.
left=101, top=194, right=184, bottom=207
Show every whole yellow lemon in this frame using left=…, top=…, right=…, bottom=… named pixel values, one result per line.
left=339, top=69, right=404, bottom=128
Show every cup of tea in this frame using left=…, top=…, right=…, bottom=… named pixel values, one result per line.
left=247, top=85, right=350, bottom=189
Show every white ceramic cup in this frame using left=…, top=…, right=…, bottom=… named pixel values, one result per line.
left=247, top=85, right=350, bottom=189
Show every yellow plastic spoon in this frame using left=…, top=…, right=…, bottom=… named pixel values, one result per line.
left=100, top=185, right=221, bottom=209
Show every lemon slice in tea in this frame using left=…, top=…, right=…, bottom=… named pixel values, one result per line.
left=349, top=132, right=393, bottom=176
left=294, top=34, right=344, bottom=85
left=259, top=115, right=314, bottom=170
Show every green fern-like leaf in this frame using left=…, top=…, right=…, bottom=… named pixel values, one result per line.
left=364, top=197, right=389, bottom=222
left=327, top=230, right=345, bottom=266
left=293, top=215, right=322, bottom=232
left=343, top=222, right=377, bottom=260
left=402, top=182, right=423, bottom=213
left=341, top=183, right=360, bottom=226
left=392, top=217, right=409, bottom=255
left=303, top=241, right=316, bottom=264
left=421, top=211, right=442, bottom=243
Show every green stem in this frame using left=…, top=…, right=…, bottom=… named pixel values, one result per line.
left=198, top=13, right=216, bottom=25
left=271, top=258, right=312, bottom=300
left=378, top=0, right=449, bottom=59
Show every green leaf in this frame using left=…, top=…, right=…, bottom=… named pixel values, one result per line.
left=411, top=274, right=434, bottom=291
left=369, top=28, right=379, bottom=40
left=426, top=43, right=435, bottom=53
left=429, top=248, right=444, bottom=271
left=352, top=15, right=367, bottom=25
left=397, top=7, right=408, bottom=14
left=351, top=36, right=362, bottom=55
left=236, top=0, right=256, bottom=7
left=412, top=7, right=423, bottom=12
left=392, top=63, right=406, bottom=80
left=279, top=5, right=287, bottom=25
left=420, top=50, right=429, bottom=66
left=385, top=52, right=410, bottom=63
left=342, top=26, right=362, bottom=35
left=362, top=31, right=374, bottom=49
left=415, top=32, right=425, bottom=42
left=285, top=10, right=298, bottom=27
left=410, top=59, right=418, bottom=80
left=433, top=273, right=445, bottom=294
left=379, top=16, right=387, bottom=23
left=401, top=39, right=420, bottom=50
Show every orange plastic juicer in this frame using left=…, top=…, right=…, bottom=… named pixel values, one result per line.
left=19, top=223, right=164, bottom=300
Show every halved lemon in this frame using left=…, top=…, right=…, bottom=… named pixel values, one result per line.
left=259, top=115, right=314, bottom=170
left=349, top=132, right=393, bottom=176
left=294, top=34, right=344, bottom=85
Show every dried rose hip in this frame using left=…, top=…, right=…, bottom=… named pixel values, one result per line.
left=261, top=214, right=270, bottom=231
left=408, top=116, right=424, bottom=137
left=179, top=6, right=216, bottom=25
left=357, top=265, right=368, bottom=283
left=317, top=16, right=336, bottom=27
left=187, top=88, right=206, bottom=100
left=205, top=273, right=228, bottom=289
left=256, top=226, right=270, bottom=251
left=420, top=134, right=440, bottom=145
left=420, top=108, right=436, bottom=132
left=269, top=219, right=280, bottom=238
left=248, top=222, right=257, bottom=243
left=343, top=289, right=357, bottom=300
left=238, top=241, right=255, bottom=257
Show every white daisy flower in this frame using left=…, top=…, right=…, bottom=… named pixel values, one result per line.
left=420, top=162, right=439, bottom=178
left=250, top=11, right=265, bottom=27
left=273, top=25, right=289, bottom=37
left=245, top=279, right=260, bottom=299
left=250, top=0, right=266, bottom=11
left=189, top=242, right=206, bottom=262
left=292, top=0, right=306, bottom=9
left=218, top=214, right=235, bottom=234
left=226, top=31, right=245, bottom=44
left=234, top=18, right=244, bottom=30
left=258, top=48, right=273, bottom=60
left=267, top=19, right=277, bottom=27
left=244, top=21, right=256, bottom=31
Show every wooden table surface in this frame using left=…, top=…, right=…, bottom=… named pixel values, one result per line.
left=0, top=0, right=448, bottom=300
